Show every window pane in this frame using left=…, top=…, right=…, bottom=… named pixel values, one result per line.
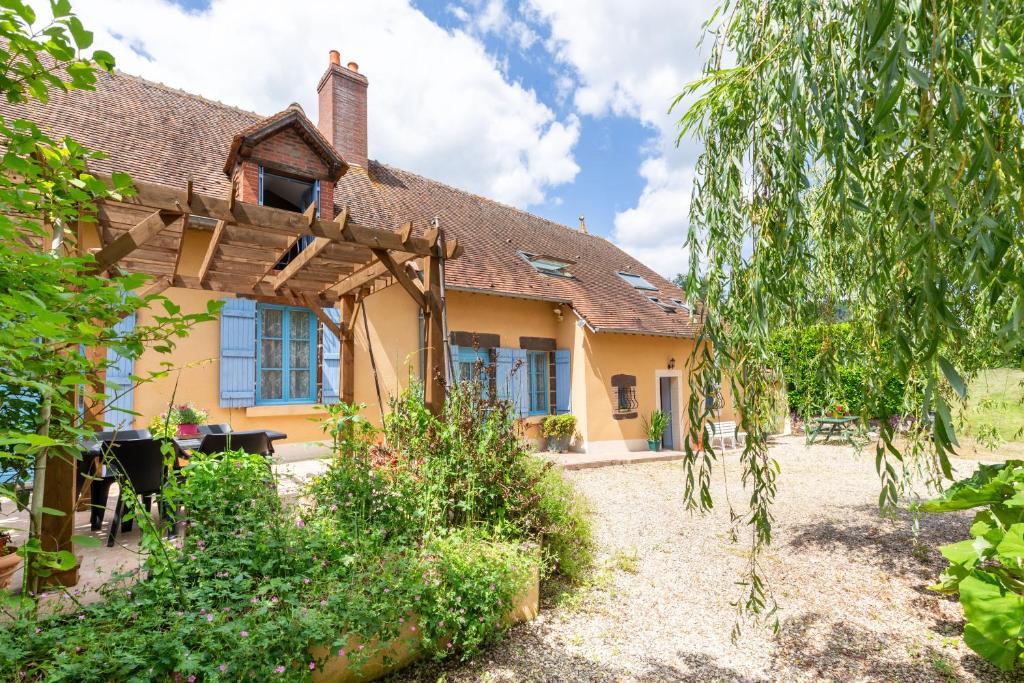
left=261, top=370, right=283, bottom=400
left=261, top=339, right=282, bottom=368
left=290, top=311, right=310, bottom=339
left=290, top=369, right=310, bottom=399
left=262, top=308, right=283, bottom=337
left=290, top=339, right=311, bottom=369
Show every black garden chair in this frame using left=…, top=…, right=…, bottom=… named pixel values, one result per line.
left=197, top=424, right=231, bottom=436
left=105, top=438, right=176, bottom=547
left=195, top=430, right=273, bottom=458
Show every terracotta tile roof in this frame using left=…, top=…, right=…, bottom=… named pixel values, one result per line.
left=0, top=68, right=699, bottom=337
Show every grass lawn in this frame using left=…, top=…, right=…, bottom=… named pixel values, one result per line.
left=960, top=367, right=1024, bottom=444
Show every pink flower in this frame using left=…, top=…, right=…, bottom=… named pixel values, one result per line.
left=303, top=577, right=310, bottom=585
left=271, top=596, right=279, bottom=604
left=240, top=630, right=249, bottom=638
left=295, top=518, right=305, bottom=528
left=338, top=649, right=346, bottom=657
left=274, top=665, right=286, bottom=674
left=320, top=599, right=328, bottom=606
left=188, top=676, right=196, bottom=683
left=410, top=625, right=417, bottom=632
left=219, top=664, right=227, bottom=672
left=309, top=662, right=316, bottom=670
left=206, top=614, right=214, bottom=622
left=78, top=614, right=85, bottom=620
left=329, top=504, right=337, bottom=512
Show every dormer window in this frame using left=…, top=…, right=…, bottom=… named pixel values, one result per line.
left=260, top=167, right=319, bottom=215
left=259, top=167, right=319, bottom=270
left=648, top=296, right=677, bottom=313
left=618, top=271, right=657, bottom=290
left=520, top=252, right=574, bottom=278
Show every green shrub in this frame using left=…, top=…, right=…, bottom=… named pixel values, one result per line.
left=769, top=322, right=909, bottom=418
left=541, top=414, right=576, bottom=438
left=0, top=451, right=535, bottom=682
left=313, top=382, right=594, bottom=582
left=922, top=461, right=1024, bottom=671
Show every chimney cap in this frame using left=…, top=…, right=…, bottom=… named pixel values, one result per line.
left=347, top=61, right=359, bottom=73
left=329, top=50, right=340, bottom=65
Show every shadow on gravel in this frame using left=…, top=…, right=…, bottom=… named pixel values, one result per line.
left=785, top=503, right=970, bottom=581
left=388, top=630, right=768, bottom=683
left=772, top=612, right=1012, bottom=683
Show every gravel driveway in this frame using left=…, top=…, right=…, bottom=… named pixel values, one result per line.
left=393, top=436, right=1016, bottom=682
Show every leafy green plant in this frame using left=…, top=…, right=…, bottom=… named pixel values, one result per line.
left=541, top=414, right=576, bottom=439
left=0, top=450, right=537, bottom=681
left=0, top=0, right=220, bottom=599
left=642, top=410, right=669, bottom=443
left=173, top=402, right=208, bottom=425
left=147, top=411, right=180, bottom=440
left=922, top=462, right=1024, bottom=670
left=315, top=382, right=593, bottom=583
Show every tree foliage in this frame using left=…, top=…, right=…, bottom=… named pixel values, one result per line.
left=0, top=0, right=218, bottom=598
left=675, top=0, right=1023, bottom=632
left=769, top=322, right=909, bottom=418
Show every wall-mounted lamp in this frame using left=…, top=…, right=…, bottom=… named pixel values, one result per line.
left=667, top=357, right=676, bottom=370
left=553, top=305, right=564, bottom=322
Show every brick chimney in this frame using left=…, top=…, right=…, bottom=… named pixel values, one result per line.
left=317, top=50, right=368, bottom=168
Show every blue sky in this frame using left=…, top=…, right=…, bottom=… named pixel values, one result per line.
left=73, top=0, right=719, bottom=277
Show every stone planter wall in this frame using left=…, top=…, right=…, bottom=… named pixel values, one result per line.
left=311, top=567, right=540, bottom=683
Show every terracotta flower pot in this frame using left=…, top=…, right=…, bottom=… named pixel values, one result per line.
left=176, top=423, right=200, bottom=437
left=0, top=551, right=22, bottom=590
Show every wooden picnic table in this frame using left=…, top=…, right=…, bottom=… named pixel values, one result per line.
left=806, top=415, right=861, bottom=445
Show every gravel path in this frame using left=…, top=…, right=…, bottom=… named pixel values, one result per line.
left=392, top=436, right=1017, bottom=682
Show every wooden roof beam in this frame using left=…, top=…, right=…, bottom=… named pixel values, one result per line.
left=197, top=219, right=227, bottom=284
left=371, top=247, right=425, bottom=308
left=91, top=209, right=180, bottom=273
left=322, top=252, right=418, bottom=297
left=172, top=274, right=338, bottom=306
left=268, top=206, right=348, bottom=291
left=300, top=293, right=348, bottom=341
left=102, top=176, right=444, bottom=257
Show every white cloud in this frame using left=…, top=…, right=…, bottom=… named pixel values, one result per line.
left=527, top=0, right=720, bottom=277
left=70, top=0, right=578, bottom=208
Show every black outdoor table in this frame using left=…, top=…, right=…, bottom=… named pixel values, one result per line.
left=82, top=430, right=288, bottom=459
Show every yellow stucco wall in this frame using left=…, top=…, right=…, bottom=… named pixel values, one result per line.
left=578, top=330, right=736, bottom=452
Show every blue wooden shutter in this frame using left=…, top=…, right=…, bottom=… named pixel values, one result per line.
left=554, top=349, right=570, bottom=414
left=495, top=348, right=515, bottom=403
left=105, top=313, right=136, bottom=429
left=512, top=349, right=529, bottom=417
left=219, top=298, right=257, bottom=407
left=321, top=307, right=341, bottom=404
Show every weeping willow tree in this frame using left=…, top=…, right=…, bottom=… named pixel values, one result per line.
left=676, top=0, right=1023, bottom=629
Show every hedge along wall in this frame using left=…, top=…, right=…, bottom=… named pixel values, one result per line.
left=769, top=322, right=907, bottom=418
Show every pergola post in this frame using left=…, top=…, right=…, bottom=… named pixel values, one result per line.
left=422, top=244, right=445, bottom=416
left=341, top=294, right=355, bottom=405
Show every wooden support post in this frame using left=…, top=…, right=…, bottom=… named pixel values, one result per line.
left=341, top=294, right=355, bottom=405
left=423, top=245, right=445, bottom=415
left=39, top=444, right=78, bottom=587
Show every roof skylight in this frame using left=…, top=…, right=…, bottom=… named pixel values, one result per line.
left=617, top=271, right=657, bottom=290
left=520, top=252, right=574, bottom=278
left=647, top=296, right=677, bottom=313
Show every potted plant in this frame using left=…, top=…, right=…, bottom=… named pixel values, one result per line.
left=541, top=414, right=576, bottom=453
left=173, top=403, right=208, bottom=438
left=148, top=411, right=180, bottom=440
left=0, top=531, right=21, bottom=590
left=642, top=410, right=669, bottom=452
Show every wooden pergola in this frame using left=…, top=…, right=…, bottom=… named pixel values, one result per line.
left=45, top=176, right=460, bottom=586
left=87, top=175, right=459, bottom=411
